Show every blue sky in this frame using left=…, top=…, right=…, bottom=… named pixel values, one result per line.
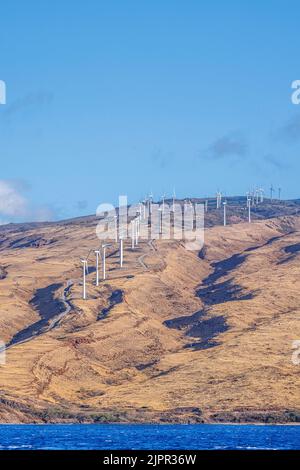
left=1, top=0, right=300, bottom=222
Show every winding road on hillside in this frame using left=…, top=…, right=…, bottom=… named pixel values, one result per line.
left=7, top=281, right=74, bottom=349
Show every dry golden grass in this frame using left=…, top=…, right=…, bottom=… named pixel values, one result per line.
left=0, top=214, right=299, bottom=422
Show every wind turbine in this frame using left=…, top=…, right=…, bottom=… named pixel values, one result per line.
left=223, top=200, right=227, bottom=226
left=131, top=219, right=136, bottom=249
left=149, top=191, right=153, bottom=215
left=205, top=199, right=208, bottom=213
left=95, top=250, right=100, bottom=286
left=135, top=217, right=139, bottom=245
left=161, top=193, right=166, bottom=213
left=102, top=243, right=111, bottom=280
left=278, top=187, right=281, bottom=200
left=172, top=188, right=176, bottom=212
left=259, top=188, right=264, bottom=203
left=158, top=207, right=163, bottom=235
left=114, top=215, right=118, bottom=242
left=81, top=258, right=88, bottom=299
left=255, top=189, right=259, bottom=205
left=247, top=195, right=252, bottom=222
left=119, top=236, right=124, bottom=267
left=216, top=191, right=222, bottom=209
left=246, top=192, right=250, bottom=208
left=139, top=202, right=143, bottom=220
left=270, top=184, right=274, bottom=201
left=143, top=196, right=148, bottom=217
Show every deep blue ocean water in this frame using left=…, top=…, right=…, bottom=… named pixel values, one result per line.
left=0, top=424, right=299, bottom=450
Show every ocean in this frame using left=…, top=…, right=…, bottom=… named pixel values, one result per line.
left=0, top=424, right=298, bottom=450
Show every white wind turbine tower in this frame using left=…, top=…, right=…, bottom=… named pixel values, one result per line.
left=259, top=188, right=264, bottom=203
left=172, top=188, right=176, bottom=212
left=144, top=196, right=148, bottom=217
left=149, top=191, right=154, bottom=215
left=102, top=243, right=111, bottom=280
left=131, top=219, right=136, bottom=249
left=255, top=188, right=259, bottom=205
left=94, top=250, right=100, bottom=286
left=143, top=199, right=146, bottom=219
left=81, top=258, right=88, bottom=300
left=158, top=206, right=163, bottom=235
left=161, top=193, right=166, bottom=213
left=216, top=191, right=222, bottom=209
left=223, top=200, right=227, bottom=226
left=139, top=202, right=143, bottom=220
left=270, top=184, right=274, bottom=201
left=173, top=188, right=176, bottom=211
left=246, top=190, right=254, bottom=207
left=246, top=192, right=250, bottom=207
left=135, top=217, right=139, bottom=246
left=114, top=215, right=118, bottom=242
left=247, top=189, right=252, bottom=206
left=119, top=236, right=124, bottom=267
left=247, top=195, right=252, bottom=222
left=278, top=187, right=282, bottom=200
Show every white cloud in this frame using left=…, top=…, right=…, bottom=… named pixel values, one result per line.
left=0, top=180, right=28, bottom=217
left=0, top=179, right=55, bottom=223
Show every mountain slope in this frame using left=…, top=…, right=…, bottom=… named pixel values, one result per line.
left=0, top=198, right=300, bottom=423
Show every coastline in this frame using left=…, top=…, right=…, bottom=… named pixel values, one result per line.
left=1, top=395, right=299, bottom=426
